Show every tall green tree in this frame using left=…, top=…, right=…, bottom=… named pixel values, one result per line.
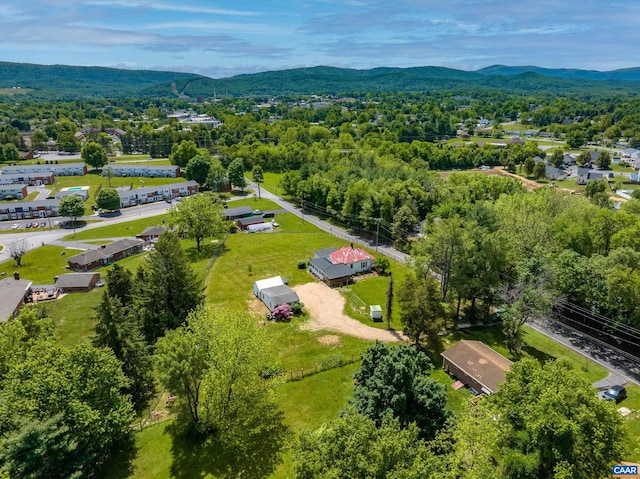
left=0, top=342, right=134, bottom=478
left=596, top=150, right=611, bottom=169
left=168, top=193, right=226, bottom=252
left=81, top=140, right=108, bottom=169
left=95, top=187, right=120, bottom=211
left=397, top=274, right=445, bottom=348
left=413, top=215, right=463, bottom=301
left=93, top=293, right=155, bottom=413
left=487, top=358, right=626, bottom=479
left=155, top=307, right=289, bottom=478
left=294, top=408, right=444, bottom=479
left=533, top=160, right=546, bottom=179
left=169, top=140, right=198, bottom=168
left=105, top=263, right=134, bottom=306
left=499, top=282, right=552, bottom=358
left=352, top=342, right=450, bottom=440
left=184, top=154, right=211, bottom=186
left=392, top=204, right=418, bottom=245
left=252, top=164, right=264, bottom=199
left=385, top=273, right=394, bottom=330
left=58, top=195, right=85, bottom=231
left=136, top=231, right=203, bottom=342
left=227, top=157, right=246, bottom=190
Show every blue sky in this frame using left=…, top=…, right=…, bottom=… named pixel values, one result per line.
left=1, top=1, right=639, bottom=78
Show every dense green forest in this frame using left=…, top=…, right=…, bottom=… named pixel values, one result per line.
left=4, top=61, right=640, bottom=99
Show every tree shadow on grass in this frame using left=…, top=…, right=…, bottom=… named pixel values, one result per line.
left=95, top=435, right=138, bottom=479
left=184, top=242, right=229, bottom=264
left=521, top=344, right=554, bottom=364
left=167, top=405, right=289, bottom=479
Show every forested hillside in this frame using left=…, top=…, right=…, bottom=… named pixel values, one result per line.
left=4, top=61, right=640, bottom=99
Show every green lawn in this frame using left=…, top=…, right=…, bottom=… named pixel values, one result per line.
left=206, top=213, right=352, bottom=310
left=225, top=197, right=280, bottom=211
left=0, top=245, right=74, bottom=284
left=63, top=214, right=168, bottom=241
left=45, top=289, right=100, bottom=347
left=259, top=172, right=286, bottom=197
left=341, top=269, right=412, bottom=331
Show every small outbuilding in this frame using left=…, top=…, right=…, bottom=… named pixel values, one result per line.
left=54, top=272, right=101, bottom=293
left=369, top=304, right=382, bottom=321
left=253, top=276, right=300, bottom=312
left=137, top=225, right=166, bottom=243
left=441, top=340, right=512, bottom=395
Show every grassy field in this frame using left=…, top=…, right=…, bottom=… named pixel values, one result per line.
left=62, top=214, right=168, bottom=241
left=0, top=245, right=74, bottom=283
left=206, top=212, right=348, bottom=310
left=341, top=270, right=411, bottom=331
left=258, top=172, right=286, bottom=197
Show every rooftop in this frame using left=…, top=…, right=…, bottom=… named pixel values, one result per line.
left=0, top=277, right=32, bottom=321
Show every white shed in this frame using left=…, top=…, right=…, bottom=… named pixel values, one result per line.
left=253, top=276, right=298, bottom=312
left=247, top=222, right=274, bottom=233
left=253, top=276, right=286, bottom=297
left=369, top=305, right=382, bottom=321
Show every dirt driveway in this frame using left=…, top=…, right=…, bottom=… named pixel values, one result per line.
left=293, top=282, right=407, bottom=342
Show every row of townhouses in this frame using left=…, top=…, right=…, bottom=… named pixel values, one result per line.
left=1, top=163, right=87, bottom=176
left=1, top=163, right=182, bottom=178
left=103, top=164, right=180, bottom=178
left=0, top=200, right=60, bottom=220
left=117, top=181, right=198, bottom=207
left=0, top=172, right=56, bottom=186
left=0, top=184, right=28, bottom=200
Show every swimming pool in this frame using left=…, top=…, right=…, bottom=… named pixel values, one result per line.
left=67, top=187, right=83, bottom=191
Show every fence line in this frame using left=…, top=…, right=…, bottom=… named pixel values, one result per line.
left=286, top=354, right=359, bottom=382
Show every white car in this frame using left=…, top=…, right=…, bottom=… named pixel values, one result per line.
left=11, top=223, right=19, bottom=229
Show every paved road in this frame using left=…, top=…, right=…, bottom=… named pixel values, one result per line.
left=528, top=320, right=638, bottom=387
left=0, top=203, right=170, bottom=263
left=250, top=181, right=409, bottom=264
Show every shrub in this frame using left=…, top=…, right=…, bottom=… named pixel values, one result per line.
left=376, top=257, right=390, bottom=275
left=297, top=260, right=306, bottom=269
left=291, top=301, right=304, bottom=316
left=272, top=304, right=293, bottom=322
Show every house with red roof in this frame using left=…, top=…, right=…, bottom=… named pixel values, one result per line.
left=308, top=245, right=375, bottom=287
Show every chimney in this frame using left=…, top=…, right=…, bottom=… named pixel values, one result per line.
left=13, top=271, right=20, bottom=280
left=350, top=242, right=354, bottom=249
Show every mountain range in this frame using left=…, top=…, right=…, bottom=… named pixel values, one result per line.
left=2, top=61, right=640, bottom=99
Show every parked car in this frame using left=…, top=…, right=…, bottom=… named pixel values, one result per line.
left=603, top=385, right=627, bottom=402
left=25, top=223, right=32, bottom=228
left=39, top=221, right=46, bottom=227
left=31, top=222, right=39, bottom=228
left=253, top=209, right=263, bottom=215
left=11, top=223, right=19, bottom=229
left=53, top=220, right=60, bottom=226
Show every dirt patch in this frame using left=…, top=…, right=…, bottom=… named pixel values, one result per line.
left=293, top=282, right=407, bottom=342
left=318, top=334, right=342, bottom=347
left=247, top=295, right=268, bottom=316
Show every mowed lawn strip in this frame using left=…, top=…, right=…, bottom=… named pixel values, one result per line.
left=62, top=214, right=168, bottom=241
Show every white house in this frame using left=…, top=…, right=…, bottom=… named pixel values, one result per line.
left=117, top=181, right=198, bottom=207
left=309, top=245, right=375, bottom=287
left=0, top=184, right=28, bottom=200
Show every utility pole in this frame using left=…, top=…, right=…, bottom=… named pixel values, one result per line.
left=375, top=218, right=381, bottom=247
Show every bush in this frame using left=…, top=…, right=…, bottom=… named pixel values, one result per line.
left=272, top=304, right=293, bottom=322
left=291, top=301, right=304, bottom=316
left=376, top=257, right=390, bottom=275
left=297, top=260, right=306, bottom=269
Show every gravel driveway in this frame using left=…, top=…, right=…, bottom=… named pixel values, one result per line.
left=293, top=282, right=407, bottom=342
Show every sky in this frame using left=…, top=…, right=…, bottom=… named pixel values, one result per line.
left=2, top=1, right=640, bottom=78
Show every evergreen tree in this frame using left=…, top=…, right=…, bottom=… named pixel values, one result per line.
left=136, top=231, right=203, bottom=342
left=385, top=273, right=394, bottom=330
left=93, top=293, right=155, bottom=412
left=397, top=274, right=445, bottom=348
